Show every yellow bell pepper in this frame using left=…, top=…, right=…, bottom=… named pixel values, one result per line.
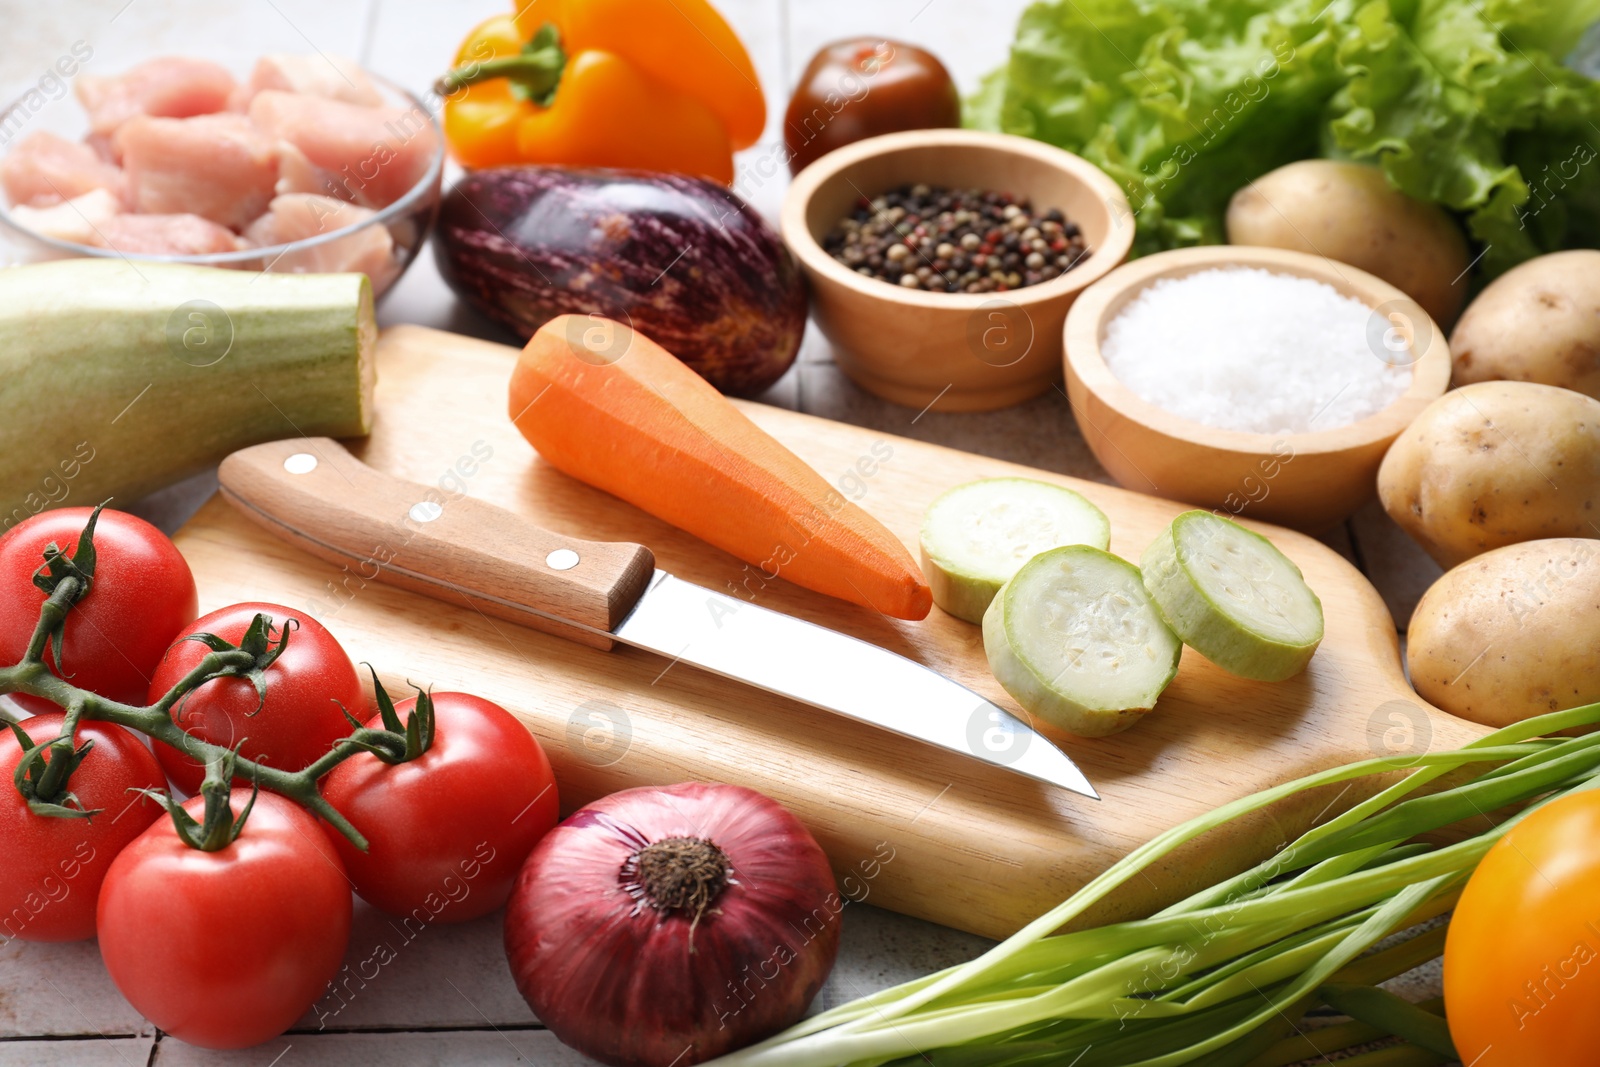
left=438, top=0, right=765, bottom=185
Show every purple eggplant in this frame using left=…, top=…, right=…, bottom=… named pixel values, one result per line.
left=435, top=166, right=806, bottom=396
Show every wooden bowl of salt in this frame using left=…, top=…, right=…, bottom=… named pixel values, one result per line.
left=1063, top=245, right=1451, bottom=533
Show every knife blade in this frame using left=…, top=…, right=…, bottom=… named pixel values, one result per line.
left=216, top=437, right=1097, bottom=797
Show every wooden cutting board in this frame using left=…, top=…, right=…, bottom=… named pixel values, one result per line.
left=172, top=325, right=1484, bottom=939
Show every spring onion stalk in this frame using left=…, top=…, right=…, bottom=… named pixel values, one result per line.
left=1247, top=995, right=1442, bottom=1067
left=1317, top=985, right=1454, bottom=1057
left=709, top=702, right=1600, bottom=1067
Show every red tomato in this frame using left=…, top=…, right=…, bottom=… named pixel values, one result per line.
left=321, top=692, right=558, bottom=923
left=0, top=508, right=197, bottom=710
left=1445, top=791, right=1600, bottom=1065
left=150, top=603, right=363, bottom=795
left=98, top=789, right=351, bottom=1050
left=0, top=712, right=165, bottom=941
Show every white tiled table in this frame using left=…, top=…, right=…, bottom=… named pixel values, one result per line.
left=0, top=0, right=1451, bottom=1062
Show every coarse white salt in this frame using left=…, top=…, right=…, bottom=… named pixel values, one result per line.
left=1099, top=267, right=1412, bottom=435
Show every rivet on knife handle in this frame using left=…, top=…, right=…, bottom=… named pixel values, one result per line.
left=218, top=438, right=656, bottom=651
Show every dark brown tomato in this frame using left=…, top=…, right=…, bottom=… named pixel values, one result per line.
left=784, top=38, right=960, bottom=175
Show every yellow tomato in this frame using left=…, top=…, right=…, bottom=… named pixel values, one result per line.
left=1444, top=790, right=1600, bottom=1064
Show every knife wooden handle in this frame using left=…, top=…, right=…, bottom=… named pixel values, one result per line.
left=217, top=438, right=656, bottom=651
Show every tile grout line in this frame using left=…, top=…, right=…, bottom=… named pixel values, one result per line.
left=0, top=1034, right=154, bottom=1044
left=356, top=0, right=384, bottom=70
left=776, top=0, right=793, bottom=95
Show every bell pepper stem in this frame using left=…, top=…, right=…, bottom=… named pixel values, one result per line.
left=436, top=23, right=565, bottom=102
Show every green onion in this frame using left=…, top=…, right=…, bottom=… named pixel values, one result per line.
left=709, top=702, right=1600, bottom=1067
left=1317, top=985, right=1454, bottom=1057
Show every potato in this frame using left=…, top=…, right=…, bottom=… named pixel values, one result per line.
left=1377, top=381, right=1600, bottom=568
left=1407, top=538, right=1600, bottom=727
left=1227, top=160, right=1470, bottom=327
left=1450, top=250, right=1600, bottom=401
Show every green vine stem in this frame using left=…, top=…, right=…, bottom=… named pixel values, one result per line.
left=0, top=512, right=432, bottom=851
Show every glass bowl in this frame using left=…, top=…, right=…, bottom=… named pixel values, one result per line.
left=0, top=71, right=443, bottom=300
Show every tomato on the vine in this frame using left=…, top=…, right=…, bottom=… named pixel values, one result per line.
left=97, top=788, right=351, bottom=1050
left=322, top=691, right=558, bottom=923
left=0, top=712, right=165, bottom=941
left=1444, top=791, right=1600, bottom=1065
left=0, top=508, right=197, bottom=711
left=149, top=602, right=364, bottom=795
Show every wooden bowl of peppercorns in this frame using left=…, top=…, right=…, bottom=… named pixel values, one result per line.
left=780, top=129, right=1133, bottom=412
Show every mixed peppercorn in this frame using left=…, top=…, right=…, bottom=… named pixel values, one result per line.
left=823, top=183, right=1090, bottom=294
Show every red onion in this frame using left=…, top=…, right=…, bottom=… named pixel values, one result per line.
left=503, top=782, right=841, bottom=1067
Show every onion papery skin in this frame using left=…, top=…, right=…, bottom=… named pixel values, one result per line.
left=503, top=782, right=841, bottom=1067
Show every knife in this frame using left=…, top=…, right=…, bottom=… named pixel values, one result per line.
left=216, top=438, right=1097, bottom=797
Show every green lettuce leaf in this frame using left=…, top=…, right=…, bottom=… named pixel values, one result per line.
left=971, top=0, right=1600, bottom=274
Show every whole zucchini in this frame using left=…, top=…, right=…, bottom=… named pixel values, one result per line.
left=435, top=166, right=805, bottom=396
left=0, top=260, right=373, bottom=529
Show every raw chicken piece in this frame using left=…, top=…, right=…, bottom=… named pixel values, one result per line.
left=85, top=134, right=118, bottom=165
left=87, top=214, right=243, bottom=256
left=0, top=132, right=125, bottom=207
left=75, top=57, right=236, bottom=137
left=6, top=189, right=121, bottom=245
left=116, top=113, right=278, bottom=230
left=273, top=140, right=347, bottom=201
left=248, top=91, right=436, bottom=209
left=244, top=54, right=384, bottom=107
left=244, top=193, right=396, bottom=289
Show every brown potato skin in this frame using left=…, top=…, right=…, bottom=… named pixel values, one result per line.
left=1376, top=381, right=1600, bottom=568
left=1450, top=249, right=1600, bottom=401
left=1227, top=160, right=1470, bottom=327
left=1408, top=538, right=1600, bottom=727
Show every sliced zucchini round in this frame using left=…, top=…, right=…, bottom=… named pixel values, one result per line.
left=1140, top=510, right=1324, bottom=681
left=920, top=478, right=1111, bottom=624
left=982, top=545, right=1181, bottom=738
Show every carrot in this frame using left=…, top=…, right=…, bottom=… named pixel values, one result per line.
left=509, top=315, right=932, bottom=620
